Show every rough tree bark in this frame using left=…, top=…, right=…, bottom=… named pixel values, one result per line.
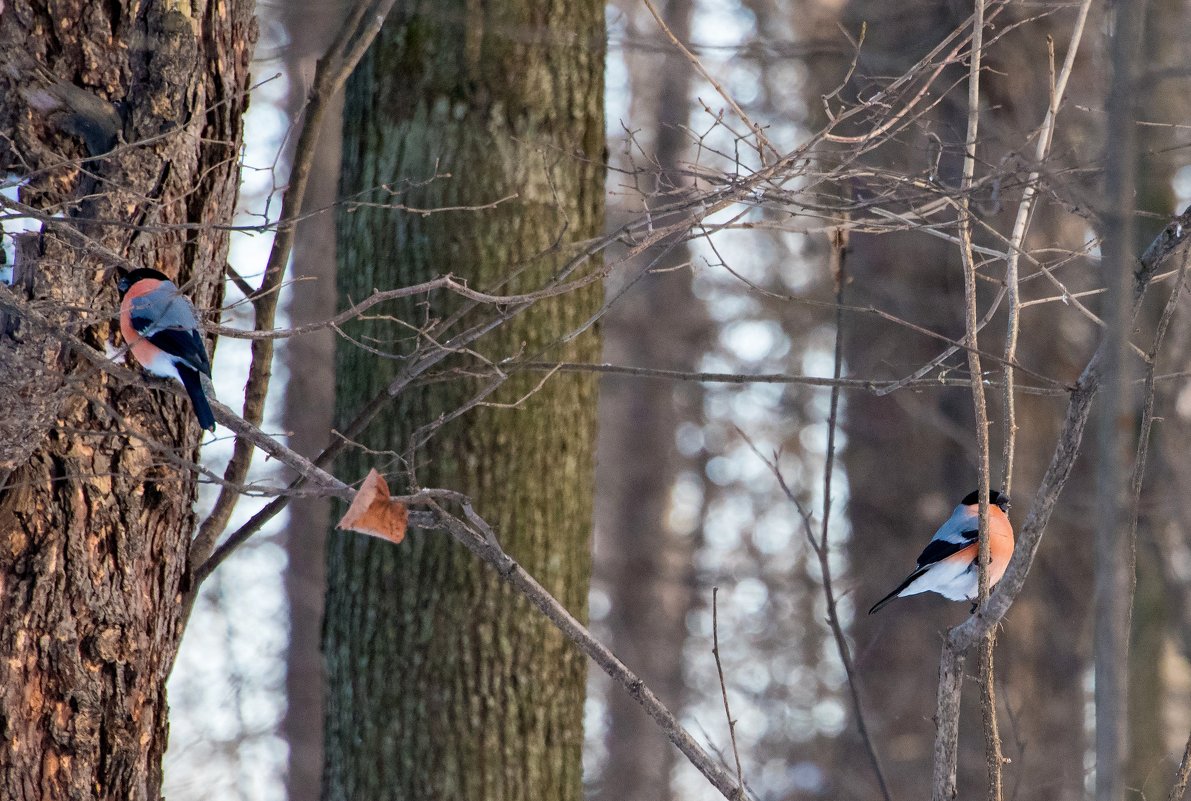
left=0, top=0, right=254, bottom=799
left=322, top=2, right=605, bottom=800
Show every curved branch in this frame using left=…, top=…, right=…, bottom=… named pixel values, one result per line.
left=190, top=0, right=400, bottom=570
left=951, top=204, right=1191, bottom=645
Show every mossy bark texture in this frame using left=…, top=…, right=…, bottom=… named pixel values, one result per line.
left=324, top=3, right=605, bottom=800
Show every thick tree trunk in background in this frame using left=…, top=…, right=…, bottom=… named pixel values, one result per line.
left=323, top=3, right=605, bottom=800
left=595, top=1, right=700, bottom=799
left=0, top=1, right=253, bottom=798
left=279, top=3, right=346, bottom=799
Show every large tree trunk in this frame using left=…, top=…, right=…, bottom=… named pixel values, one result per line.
left=0, top=0, right=254, bottom=798
left=322, top=2, right=605, bottom=800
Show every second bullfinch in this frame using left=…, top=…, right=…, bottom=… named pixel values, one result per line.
left=115, top=267, right=215, bottom=432
left=868, top=489, right=1013, bottom=614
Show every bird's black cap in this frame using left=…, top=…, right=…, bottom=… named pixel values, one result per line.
left=115, top=267, right=170, bottom=297
left=961, top=489, right=1010, bottom=511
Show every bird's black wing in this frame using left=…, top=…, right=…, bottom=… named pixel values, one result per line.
left=129, top=287, right=211, bottom=375
left=914, top=528, right=977, bottom=568
left=131, top=315, right=211, bottom=376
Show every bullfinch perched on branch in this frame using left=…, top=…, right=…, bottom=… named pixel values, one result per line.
left=868, top=490, right=1013, bottom=614
left=115, top=267, right=215, bottom=432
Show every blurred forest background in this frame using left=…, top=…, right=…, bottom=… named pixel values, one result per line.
left=145, top=0, right=1191, bottom=800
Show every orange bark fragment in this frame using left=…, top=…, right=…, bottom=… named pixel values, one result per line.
left=337, top=469, right=408, bottom=544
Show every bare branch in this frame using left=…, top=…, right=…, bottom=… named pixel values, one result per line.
left=933, top=205, right=1191, bottom=790
left=822, top=2, right=1007, bottom=146
left=1001, top=0, right=1094, bottom=495
left=642, top=0, right=775, bottom=162
left=821, top=228, right=895, bottom=801
left=739, top=232, right=894, bottom=801
left=191, top=0, right=400, bottom=570
left=433, top=508, right=748, bottom=800
left=711, top=588, right=746, bottom=800
left=505, top=361, right=1066, bottom=395
left=940, top=3, right=1004, bottom=798
left=1170, top=731, right=1191, bottom=801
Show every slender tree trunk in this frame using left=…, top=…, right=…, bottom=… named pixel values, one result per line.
left=0, top=0, right=254, bottom=798
left=322, top=3, right=605, bottom=800
left=279, top=3, right=346, bottom=799
left=1094, top=4, right=1143, bottom=799
left=1125, top=1, right=1188, bottom=793
left=595, top=1, right=700, bottom=799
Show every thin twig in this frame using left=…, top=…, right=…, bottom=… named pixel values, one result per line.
left=1169, top=731, right=1191, bottom=801
left=711, top=588, right=746, bottom=800
left=821, top=227, right=895, bottom=801
left=745, top=429, right=894, bottom=801
left=874, top=284, right=1006, bottom=397
left=978, top=633, right=1003, bottom=801
left=941, top=2, right=1003, bottom=798
left=711, top=248, right=1072, bottom=391
left=207, top=269, right=601, bottom=339
left=739, top=266, right=895, bottom=801
left=1000, top=0, right=1094, bottom=495
left=642, top=0, right=776, bottom=162
left=1128, top=252, right=1190, bottom=544
left=190, top=0, right=399, bottom=571
left=822, top=2, right=1008, bottom=146
left=492, top=361, right=1064, bottom=395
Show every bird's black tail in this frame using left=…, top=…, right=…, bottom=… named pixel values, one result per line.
left=867, top=588, right=903, bottom=615
left=868, top=567, right=926, bottom=614
left=178, top=366, right=216, bottom=432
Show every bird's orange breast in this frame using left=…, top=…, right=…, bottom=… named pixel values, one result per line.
left=988, top=507, right=1014, bottom=584
left=119, top=278, right=163, bottom=368
left=951, top=504, right=1014, bottom=585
